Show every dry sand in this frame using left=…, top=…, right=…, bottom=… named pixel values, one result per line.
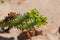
left=0, top=0, right=60, bottom=40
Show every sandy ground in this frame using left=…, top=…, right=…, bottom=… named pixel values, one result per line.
left=0, top=0, right=60, bottom=40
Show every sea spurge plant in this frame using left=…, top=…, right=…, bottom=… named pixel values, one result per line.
left=0, top=9, right=47, bottom=30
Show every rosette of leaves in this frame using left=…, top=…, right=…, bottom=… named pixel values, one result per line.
left=36, top=15, right=47, bottom=27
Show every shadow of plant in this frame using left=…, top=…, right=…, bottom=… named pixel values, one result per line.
left=0, top=36, right=14, bottom=40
